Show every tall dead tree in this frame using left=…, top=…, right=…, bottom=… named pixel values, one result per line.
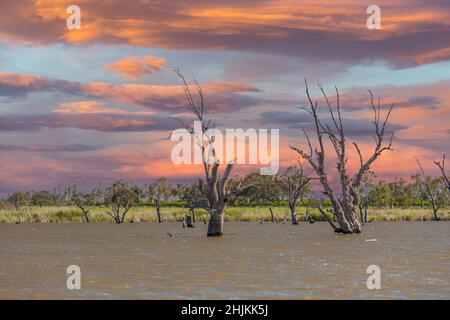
left=174, top=68, right=233, bottom=237
left=434, top=154, right=450, bottom=192
left=279, top=164, right=312, bottom=224
left=290, top=81, right=394, bottom=234
left=416, top=158, right=442, bottom=221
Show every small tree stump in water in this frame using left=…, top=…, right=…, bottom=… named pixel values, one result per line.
left=185, top=215, right=195, bottom=228
left=305, top=214, right=315, bottom=224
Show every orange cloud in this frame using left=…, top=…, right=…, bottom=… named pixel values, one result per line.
left=0, top=72, right=45, bottom=87
left=0, top=72, right=262, bottom=112
left=55, top=101, right=122, bottom=114
left=104, top=56, right=166, bottom=80
left=413, top=47, right=450, bottom=65
left=54, top=101, right=155, bottom=115
left=1, top=0, right=449, bottom=67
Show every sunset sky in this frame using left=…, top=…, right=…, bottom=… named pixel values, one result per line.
left=0, top=0, right=449, bottom=194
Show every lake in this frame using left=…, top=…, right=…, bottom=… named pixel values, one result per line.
left=0, top=222, right=449, bottom=299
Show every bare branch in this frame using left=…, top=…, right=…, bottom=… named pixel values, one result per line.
left=434, top=154, right=450, bottom=191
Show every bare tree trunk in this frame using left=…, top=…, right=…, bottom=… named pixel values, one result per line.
left=305, top=214, right=315, bottom=223
left=290, top=205, right=298, bottom=225
left=191, top=208, right=196, bottom=223
left=156, top=204, right=162, bottom=223
left=269, top=207, right=275, bottom=222
left=74, top=200, right=90, bottom=223
left=433, top=207, right=439, bottom=221
left=82, top=209, right=90, bottom=223
left=431, top=202, right=440, bottom=221
left=106, top=208, right=126, bottom=224
left=359, top=205, right=364, bottom=225
left=358, top=203, right=368, bottom=224
left=304, top=201, right=314, bottom=223
left=207, top=210, right=224, bottom=236
left=334, top=207, right=361, bottom=233
left=185, top=215, right=195, bottom=228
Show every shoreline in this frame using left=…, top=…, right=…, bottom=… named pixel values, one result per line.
left=1, top=206, right=449, bottom=223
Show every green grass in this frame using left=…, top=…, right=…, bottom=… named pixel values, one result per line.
left=0, top=205, right=448, bottom=223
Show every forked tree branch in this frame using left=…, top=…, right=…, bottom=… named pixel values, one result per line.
left=434, top=154, right=450, bottom=191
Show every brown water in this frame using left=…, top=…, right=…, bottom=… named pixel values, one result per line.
left=0, top=222, right=449, bottom=299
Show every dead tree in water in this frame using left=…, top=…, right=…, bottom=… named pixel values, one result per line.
left=416, top=158, right=443, bottom=221
left=290, top=81, right=394, bottom=234
left=174, top=68, right=233, bottom=237
left=279, top=164, right=311, bottom=224
left=434, top=154, right=450, bottom=192
left=184, top=215, right=195, bottom=227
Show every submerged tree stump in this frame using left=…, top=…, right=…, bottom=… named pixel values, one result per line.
left=185, top=215, right=195, bottom=228
left=305, top=214, right=315, bottom=224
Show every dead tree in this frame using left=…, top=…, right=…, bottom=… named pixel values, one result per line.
left=279, top=164, right=311, bottom=224
left=174, top=68, right=233, bottom=237
left=290, top=81, right=394, bottom=234
left=434, top=154, right=450, bottom=192
left=416, top=158, right=442, bottom=221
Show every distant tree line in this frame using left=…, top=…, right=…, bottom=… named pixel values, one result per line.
left=3, top=168, right=448, bottom=224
